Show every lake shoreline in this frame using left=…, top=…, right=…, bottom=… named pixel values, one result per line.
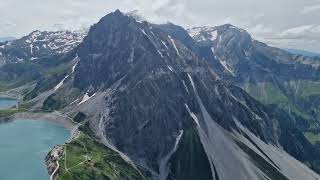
left=0, top=96, right=17, bottom=100
left=3, top=111, right=76, bottom=131
left=0, top=94, right=19, bottom=100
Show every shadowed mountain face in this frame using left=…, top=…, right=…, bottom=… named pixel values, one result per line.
left=31, top=10, right=320, bottom=180
left=2, top=10, right=320, bottom=180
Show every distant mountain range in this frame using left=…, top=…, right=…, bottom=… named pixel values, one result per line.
left=0, top=30, right=86, bottom=64
left=1, top=10, right=320, bottom=180
left=0, top=36, right=16, bottom=42
left=285, top=48, right=320, bottom=57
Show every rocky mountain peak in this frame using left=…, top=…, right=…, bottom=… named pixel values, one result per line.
left=74, top=9, right=210, bottom=91
left=188, top=24, right=251, bottom=45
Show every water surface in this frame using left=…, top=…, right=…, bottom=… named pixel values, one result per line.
left=0, top=120, right=70, bottom=180
left=0, top=97, right=17, bottom=109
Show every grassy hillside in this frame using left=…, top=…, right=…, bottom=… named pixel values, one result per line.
left=56, top=126, right=147, bottom=180
left=167, top=127, right=213, bottom=180
left=244, top=81, right=320, bottom=145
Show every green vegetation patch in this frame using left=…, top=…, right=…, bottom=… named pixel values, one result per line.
left=167, top=127, right=213, bottom=180
left=57, top=132, right=147, bottom=180
left=65, top=140, right=87, bottom=168
left=0, top=109, right=20, bottom=118
left=245, top=82, right=314, bottom=126
left=304, top=132, right=320, bottom=145
left=43, top=87, right=81, bottom=111
left=293, top=81, right=320, bottom=98
left=0, top=81, right=18, bottom=92
left=245, top=82, right=288, bottom=105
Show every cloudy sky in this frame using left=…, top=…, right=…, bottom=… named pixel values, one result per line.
left=1, top=0, right=320, bottom=52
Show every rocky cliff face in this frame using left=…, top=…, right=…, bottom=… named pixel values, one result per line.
left=36, top=10, right=320, bottom=180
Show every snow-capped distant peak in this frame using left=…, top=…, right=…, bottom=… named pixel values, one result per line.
left=0, top=29, right=87, bottom=64
left=188, top=26, right=214, bottom=36
left=188, top=24, right=248, bottom=43
left=188, top=26, right=218, bottom=42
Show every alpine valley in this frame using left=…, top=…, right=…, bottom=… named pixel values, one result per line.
left=1, top=10, right=320, bottom=180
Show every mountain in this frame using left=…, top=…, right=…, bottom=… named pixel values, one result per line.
left=0, top=10, right=319, bottom=180
left=0, top=30, right=86, bottom=65
left=0, top=36, right=16, bottom=42
left=285, top=48, right=320, bottom=57
left=159, top=23, right=320, bottom=142
left=24, top=10, right=320, bottom=180
left=163, top=24, right=320, bottom=80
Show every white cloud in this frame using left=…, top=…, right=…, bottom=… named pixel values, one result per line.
left=273, top=25, right=320, bottom=39
left=254, top=24, right=320, bottom=53
left=0, top=19, right=17, bottom=36
left=301, top=4, right=320, bottom=14
left=249, top=24, right=273, bottom=36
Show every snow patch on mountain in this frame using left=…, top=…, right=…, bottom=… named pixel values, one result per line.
left=157, top=50, right=164, bottom=58
left=168, top=35, right=180, bottom=56
left=210, top=30, right=218, bottom=41
left=182, top=80, right=189, bottom=93
left=185, top=103, right=200, bottom=126
left=30, top=57, right=38, bottom=61
left=0, top=29, right=86, bottom=64
left=188, top=27, right=202, bottom=37
left=187, top=73, right=196, bottom=91
left=54, top=75, right=69, bottom=91
left=161, top=40, right=168, bottom=49
left=220, top=59, right=234, bottom=76
left=71, top=62, right=78, bottom=74
left=78, top=92, right=96, bottom=105
left=140, top=28, right=164, bottom=58
left=140, top=29, right=148, bottom=37
left=188, top=26, right=218, bottom=42
left=211, top=47, right=215, bottom=55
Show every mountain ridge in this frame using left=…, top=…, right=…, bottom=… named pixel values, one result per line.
left=0, top=30, right=86, bottom=65
left=285, top=48, right=320, bottom=57
left=0, top=36, right=16, bottom=42
left=160, top=22, right=320, bottom=137
left=0, top=10, right=320, bottom=180
left=38, top=10, right=320, bottom=180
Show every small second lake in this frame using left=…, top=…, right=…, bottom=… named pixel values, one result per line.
left=0, top=97, right=17, bottom=109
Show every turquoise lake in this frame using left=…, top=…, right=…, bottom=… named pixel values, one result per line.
left=0, top=97, right=17, bottom=109
left=0, top=120, right=70, bottom=180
